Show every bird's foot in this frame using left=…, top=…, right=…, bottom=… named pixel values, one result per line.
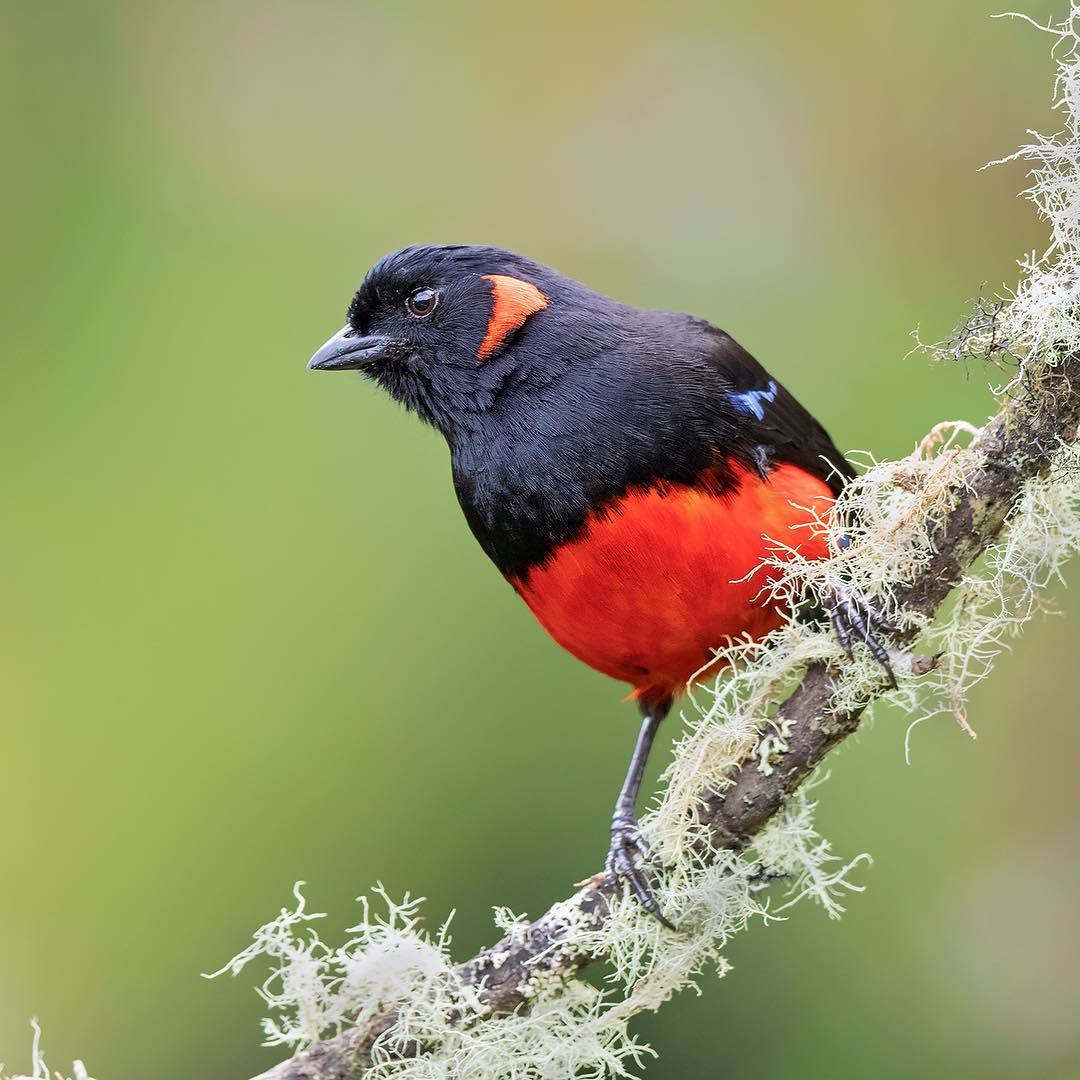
left=604, top=811, right=676, bottom=929
left=823, top=582, right=898, bottom=689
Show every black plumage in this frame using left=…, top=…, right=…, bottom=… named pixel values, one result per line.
left=338, top=244, right=852, bottom=578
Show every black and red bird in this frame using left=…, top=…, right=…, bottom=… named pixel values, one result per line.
left=308, top=244, right=872, bottom=925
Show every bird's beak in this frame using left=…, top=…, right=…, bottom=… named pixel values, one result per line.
left=307, top=326, right=395, bottom=371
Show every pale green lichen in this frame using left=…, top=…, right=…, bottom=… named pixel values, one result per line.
left=0, top=1020, right=92, bottom=1080
left=753, top=780, right=873, bottom=920
left=204, top=882, right=461, bottom=1049
left=213, top=7, right=1080, bottom=1077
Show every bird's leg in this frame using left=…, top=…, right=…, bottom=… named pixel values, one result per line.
left=823, top=579, right=898, bottom=689
left=823, top=537, right=944, bottom=681
left=604, top=698, right=676, bottom=929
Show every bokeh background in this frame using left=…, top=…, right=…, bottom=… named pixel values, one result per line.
left=3, top=1, right=1079, bottom=1077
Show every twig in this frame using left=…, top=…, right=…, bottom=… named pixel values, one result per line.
left=250, top=354, right=1080, bottom=1080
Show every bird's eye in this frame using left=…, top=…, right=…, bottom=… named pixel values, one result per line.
left=406, top=287, right=438, bottom=318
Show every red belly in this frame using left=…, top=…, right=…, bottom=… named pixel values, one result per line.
left=511, top=464, right=835, bottom=705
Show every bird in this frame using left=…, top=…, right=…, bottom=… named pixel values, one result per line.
left=307, top=244, right=885, bottom=926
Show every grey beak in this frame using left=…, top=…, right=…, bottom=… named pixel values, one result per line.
left=307, top=326, right=395, bottom=371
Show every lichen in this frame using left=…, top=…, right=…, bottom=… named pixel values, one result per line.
left=0, top=1020, right=92, bottom=1080
left=214, top=7, right=1080, bottom=1077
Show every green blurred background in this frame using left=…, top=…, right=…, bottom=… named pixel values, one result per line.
left=3, top=1, right=1079, bottom=1077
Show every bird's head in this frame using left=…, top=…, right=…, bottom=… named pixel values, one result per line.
left=307, top=244, right=615, bottom=437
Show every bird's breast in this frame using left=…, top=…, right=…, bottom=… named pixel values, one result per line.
left=509, top=463, right=835, bottom=704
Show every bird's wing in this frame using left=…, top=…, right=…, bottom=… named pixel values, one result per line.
left=700, top=325, right=855, bottom=497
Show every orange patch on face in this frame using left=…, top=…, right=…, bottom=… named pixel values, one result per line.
left=477, top=274, right=549, bottom=360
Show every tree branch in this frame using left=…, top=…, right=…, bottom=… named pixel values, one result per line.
left=250, top=353, right=1080, bottom=1080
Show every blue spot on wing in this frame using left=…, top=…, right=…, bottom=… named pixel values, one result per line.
left=728, top=379, right=778, bottom=421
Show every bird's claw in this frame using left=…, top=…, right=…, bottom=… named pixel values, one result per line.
left=824, top=583, right=897, bottom=689
left=604, top=812, right=676, bottom=929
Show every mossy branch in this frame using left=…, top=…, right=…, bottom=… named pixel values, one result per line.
left=248, top=348, right=1080, bottom=1080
